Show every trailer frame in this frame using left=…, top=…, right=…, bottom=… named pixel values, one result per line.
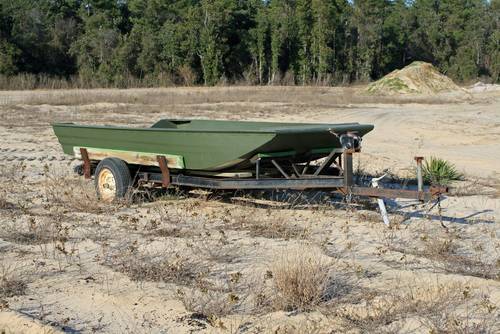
left=109, top=148, right=447, bottom=202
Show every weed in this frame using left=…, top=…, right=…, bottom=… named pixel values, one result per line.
left=386, top=229, right=499, bottom=280
left=0, top=262, right=27, bottom=298
left=228, top=212, right=310, bottom=240
left=0, top=217, right=55, bottom=245
left=102, top=242, right=208, bottom=285
left=337, top=282, right=482, bottom=333
left=178, top=271, right=258, bottom=324
left=422, top=157, right=463, bottom=185
left=270, top=246, right=353, bottom=312
left=42, top=167, right=106, bottom=214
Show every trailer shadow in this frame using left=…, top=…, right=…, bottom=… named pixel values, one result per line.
left=387, top=199, right=495, bottom=225
left=140, top=186, right=495, bottom=226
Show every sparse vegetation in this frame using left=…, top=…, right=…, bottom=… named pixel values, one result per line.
left=0, top=263, right=27, bottom=299
left=337, top=282, right=498, bottom=333
left=0, top=87, right=498, bottom=332
left=102, top=242, right=208, bottom=286
left=228, top=211, right=311, bottom=240
left=386, top=229, right=499, bottom=280
left=178, top=273, right=253, bottom=322
left=270, top=246, right=353, bottom=312
left=42, top=168, right=107, bottom=214
left=0, top=218, right=55, bottom=246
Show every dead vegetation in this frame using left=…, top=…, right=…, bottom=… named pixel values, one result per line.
left=102, top=241, right=208, bottom=286
left=269, top=246, right=354, bottom=312
left=42, top=168, right=107, bottom=214
left=0, top=262, right=27, bottom=299
left=178, top=273, right=254, bottom=323
left=0, top=86, right=467, bottom=110
left=337, top=282, right=498, bottom=333
left=0, top=217, right=56, bottom=245
left=384, top=228, right=499, bottom=281
left=227, top=210, right=311, bottom=240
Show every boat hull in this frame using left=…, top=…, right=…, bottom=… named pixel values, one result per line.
left=53, top=120, right=374, bottom=171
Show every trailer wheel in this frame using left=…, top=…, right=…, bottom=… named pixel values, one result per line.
left=94, top=158, right=132, bottom=202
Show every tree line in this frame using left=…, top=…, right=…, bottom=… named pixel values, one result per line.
left=0, top=0, right=498, bottom=88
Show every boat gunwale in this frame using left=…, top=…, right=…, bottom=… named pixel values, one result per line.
left=52, top=122, right=374, bottom=135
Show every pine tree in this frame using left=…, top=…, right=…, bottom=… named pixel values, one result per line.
left=296, top=0, right=313, bottom=84
left=249, top=1, right=270, bottom=84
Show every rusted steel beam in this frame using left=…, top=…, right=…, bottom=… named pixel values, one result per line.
left=314, top=150, right=339, bottom=176
left=350, top=186, right=447, bottom=201
left=80, top=148, right=91, bottom=179
left=156, top=156, right=171, bottom=187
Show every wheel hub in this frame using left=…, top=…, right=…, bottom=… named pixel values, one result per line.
left=97, top=168, right=116, bottom=202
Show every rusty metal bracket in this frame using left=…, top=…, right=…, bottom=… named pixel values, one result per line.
left=156, top=156, right=171, bottom=187
left=80, top=148, right=91, bottom=179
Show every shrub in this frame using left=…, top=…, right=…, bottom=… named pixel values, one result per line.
left=270, top=247, right=352, bottom=311
left=422, top=157, right=463, bottom=185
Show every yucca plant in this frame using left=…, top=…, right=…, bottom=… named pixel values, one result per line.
left=422, top=157, right=463, bottom=185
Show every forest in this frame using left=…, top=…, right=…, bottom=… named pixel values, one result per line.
left=0, top=0, right=498, bottom=88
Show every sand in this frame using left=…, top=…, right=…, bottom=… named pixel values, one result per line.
left=0, top=86, right=499, bottom=333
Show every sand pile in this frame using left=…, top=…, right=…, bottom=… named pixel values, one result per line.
left=366, top=61, right=462, bottom=95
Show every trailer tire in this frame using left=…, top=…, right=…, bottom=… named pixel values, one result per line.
left=94, top=158, right=132, bottom=202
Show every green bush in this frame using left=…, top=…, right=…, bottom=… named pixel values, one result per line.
left=422, top=157, right=463, bottom=185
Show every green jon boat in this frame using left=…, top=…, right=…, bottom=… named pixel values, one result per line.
left=53, top=119, right=373, bottom=172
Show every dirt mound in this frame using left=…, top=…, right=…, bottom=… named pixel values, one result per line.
left=366, top=61, right=462, bottom=95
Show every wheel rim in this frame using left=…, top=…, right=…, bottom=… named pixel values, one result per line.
left=97, top=168, right=117, bottom=202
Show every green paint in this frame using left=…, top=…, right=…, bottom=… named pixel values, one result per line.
left=53, top=119, right=374, bottom=171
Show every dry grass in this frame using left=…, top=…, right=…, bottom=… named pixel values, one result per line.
left=0, top=86, right=465, bottom=108
left=270, top=246, right=353, bottom=312
left=388, top=231, right=500, bottom=281
left=102, top=242, right=208, bottom=286
left=0, top=262, right=27, bottom=299
left=228, top=211, right=310, bottom=240
left=191, top=234, right=244, bottom=264
left=178, top=274, right=252, bottom=324
left=427, top=245, right=499, bottom=281
left=0, top=162, right=26, bottom=180
left=337, top=281, right=498, bottom=333
left=0, top=217, right=56, bottom=245
left=42, top=169, right=108, bottom=214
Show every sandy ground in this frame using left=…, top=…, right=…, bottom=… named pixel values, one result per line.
left=0, top=86, right=499, bottom=333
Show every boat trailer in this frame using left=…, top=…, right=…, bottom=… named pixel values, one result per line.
left=78, top=143, right=447, bottom=205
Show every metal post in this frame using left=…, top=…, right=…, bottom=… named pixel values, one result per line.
left=343, top=150, right=353, bottom=191
left=415, top=156, right=424, bottom=192
left=256, top=158, right=261, bottom=180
